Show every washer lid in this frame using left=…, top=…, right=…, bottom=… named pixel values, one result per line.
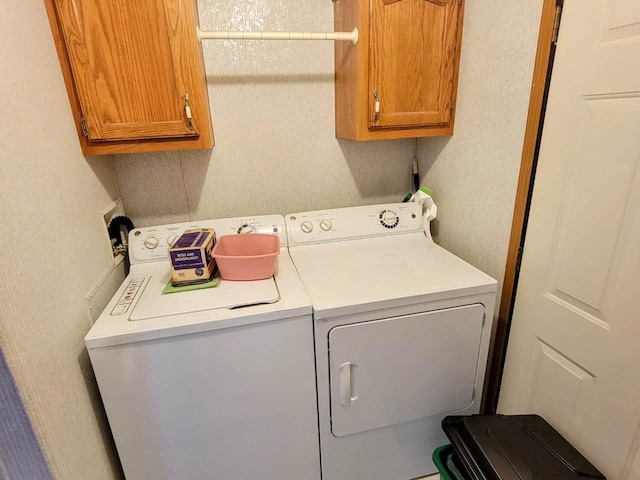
left=130, top=269, right=279, bottom=321
left=289, top=232, right=497, bottom=319
left=86, top=253, right=311, bottom=349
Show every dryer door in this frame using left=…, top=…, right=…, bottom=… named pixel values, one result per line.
left=329, top=304, right=485, bottom=437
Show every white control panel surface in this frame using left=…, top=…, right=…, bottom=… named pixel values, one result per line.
left=110, top=277, right=147, bottom=316
left=286, top=203, right=423, bottom=246
left=129, top=215, right=287, bottom=265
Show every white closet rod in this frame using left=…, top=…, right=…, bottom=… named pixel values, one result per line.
left=197, top=27, right=359, bottom=45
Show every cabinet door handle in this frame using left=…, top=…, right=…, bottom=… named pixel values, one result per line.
left=339, top=362, right=359, bottom=405
left=184, top=94, right=195, bottom=130
left=373, top=91, right=381, bottom=124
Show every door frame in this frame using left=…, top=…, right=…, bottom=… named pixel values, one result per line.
left=484, top=0, right=563, bottom=413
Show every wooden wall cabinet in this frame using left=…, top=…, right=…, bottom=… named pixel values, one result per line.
left=335, top=0, right=465, bottom=141
left=44, top=0, right=213, bottom=155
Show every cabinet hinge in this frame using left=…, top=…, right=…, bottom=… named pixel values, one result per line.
left=515, top=246, right=524, bottom=274
left=184, top=93, right=195, bottom=131
left=372, top=90, right=381, bottom=124
left=449, top=102, right=454, bottom=117
left=472, top=387, right=476, bottom=400
left=551, top=5, right=562, bottom=45
left=457, top=0, right=462, bottom=7
left=80, top=118, right=89, bottom=137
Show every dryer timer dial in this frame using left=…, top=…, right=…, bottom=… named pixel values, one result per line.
left=379, top=210, right=399, bottom=229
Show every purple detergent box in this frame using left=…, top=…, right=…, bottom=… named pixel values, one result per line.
left=169, top=228, right=216, bottom=286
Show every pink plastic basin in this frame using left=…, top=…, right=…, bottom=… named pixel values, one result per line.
left=212, top=234, right=280, bottom=281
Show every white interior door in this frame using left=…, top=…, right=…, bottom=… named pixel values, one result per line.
left=499, top=1, right=640, bottom=479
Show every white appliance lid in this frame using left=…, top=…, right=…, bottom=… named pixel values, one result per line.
left=130, top=269, right=279, bottom=321
left=86, top=253, right=312, bottom=349
left=289, top=232, right=497, bottom=319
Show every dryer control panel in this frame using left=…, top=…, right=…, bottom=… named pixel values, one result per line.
left=286, top=203, right=423, bottom=246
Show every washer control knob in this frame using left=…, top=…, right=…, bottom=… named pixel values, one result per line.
left=144, top=236, right=159, bottom=249
left=379, top=210, right=399, bottom=229
left=166, top=234, right=178, bottom=247
left=301, top=221, right=314, bottom=233
left=237, top=223, right=255, bottom=235
left=320, top=219, right=333, bottom=231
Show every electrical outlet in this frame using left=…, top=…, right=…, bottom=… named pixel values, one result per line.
left=101, top=198, right=126, bottom=263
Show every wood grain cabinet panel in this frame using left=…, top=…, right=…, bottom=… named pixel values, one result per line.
left=335, top=0, right=464, bottom=140
left=45, top=0, right=213, bottom=155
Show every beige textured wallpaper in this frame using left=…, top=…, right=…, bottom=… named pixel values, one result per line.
left=418, top=0, right=544, bottom=310
left=113, top=0, right=416, bottom=226
left=0, top=1, right=123, bottom=479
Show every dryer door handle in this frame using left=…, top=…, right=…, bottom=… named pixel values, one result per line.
left=339, top=362, right=359, bottom=406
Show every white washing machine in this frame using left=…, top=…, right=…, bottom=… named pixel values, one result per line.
left=85, top=215, right=320, bottom=480
left=286, top=203, right=497, bottom=480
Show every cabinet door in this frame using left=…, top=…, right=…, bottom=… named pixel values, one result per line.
left=54, top=0, right=202, bottom=142
left=369, top=0, right=461, bottom=129
left=329, top=304, right=485, bottom=437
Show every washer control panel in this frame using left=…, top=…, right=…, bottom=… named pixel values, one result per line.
left=286, top=203, right=422, bottom=246
left=237, top=223, right=256, bottom=235
left=129, top=215, right=287, bottom=264
left=110, top=277, right=146, bottom=316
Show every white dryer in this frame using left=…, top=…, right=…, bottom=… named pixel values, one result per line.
left=285, top=203, right=497, bottom=480
left=85, top=215, right=320, bottom=480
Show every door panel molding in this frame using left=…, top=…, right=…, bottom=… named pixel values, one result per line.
left=524, top=338, right=595, bottom=440
left=544, top=291, right=610, bottom=330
